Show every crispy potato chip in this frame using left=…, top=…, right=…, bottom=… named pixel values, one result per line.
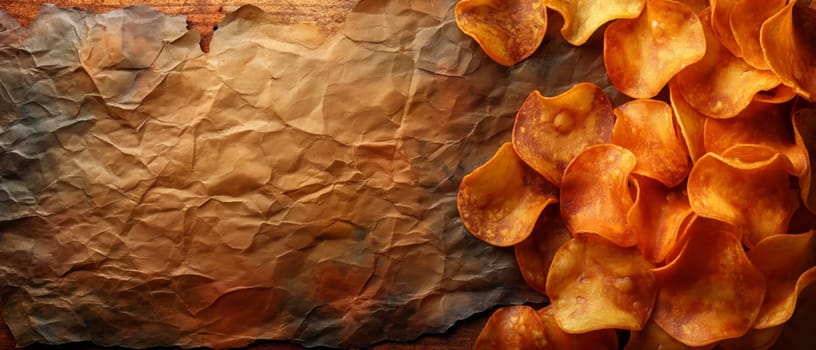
left=627, top=175, right=693, bottom=265
left=769, top=283, right=816, bottom=350
left=686, top=147, right=799, bottom=247
left=546, top=0, right=646, bottom=45
left=546, top=234, right=656, bottom=333
left=703, top=100, right=808, bottom=177
left=729, top=0, right=786, bottom=70
left=560, top=144, right=637, bottom=247
left=624, top=320, right=714, bottom=350
left=748, top=231, right=816, bottom=329
left=612, top=99, right=690, bottom=186
left=475, top=305, right=548, bottom=349
left=515, top=205, right=572, bottom=294
left=664, top=214, right=741, bottom=267
left=458, top=142, right=558, bottom=247
left=793, top=107, right=816, bottom=213
left=455, top=0, right=548, bottom=66
left=652, top=228, right=766, bottom=347
left=673, top=9, right=781, bottom=119
left=604, top=0, right=705, bottom=99
left=754, top=84, right=797, bottom=104
left=512, top=84, right=615, bottom=186
left=669, top=82, right=707, bottom=162
left=537, top=305, right=619, bottom=349
left=717, top=326, right=784, bottom=350
left=760, top=2, right=816, bottom=100
left=710, top=0, right=743, bottom=56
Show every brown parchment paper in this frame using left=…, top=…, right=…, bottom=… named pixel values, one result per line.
left=0, top=1, right=618, bottom=348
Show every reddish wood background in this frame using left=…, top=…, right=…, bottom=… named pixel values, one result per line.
left=0, top=0, right=492, bottom=349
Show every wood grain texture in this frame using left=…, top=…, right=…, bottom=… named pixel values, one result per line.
left=0, top=0, right=492, bottom=349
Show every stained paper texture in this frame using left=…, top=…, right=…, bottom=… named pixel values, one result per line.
left=0, top=1, right=615, bottom=348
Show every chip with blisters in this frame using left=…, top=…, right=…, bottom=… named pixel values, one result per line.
left=474, top=305, right=548, bottom=349
left=547, top=0, right=645, bottom=45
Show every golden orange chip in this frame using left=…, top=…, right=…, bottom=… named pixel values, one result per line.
left=793, top=107, right=816, bottom=213
left=560, top=144, right=637, bottom=247
left=604, top=0, right=705, bottom=99
left=673, top=9, right=781, bottom=119
left=770, top=283, right=816, bottom=350
left=729, top=0, right=786, bottom=70
left=669, top=82, right=707, bottom=162
left=710, top=0, right=742, bottom=56
left=760, top=2, right=816, bottom=100
left=612, top=99, right=690, bottom=186
left=717, top=326, right=784, bottom=350
left=537, top=305, right=618, bottom=349
left=546, top=234, right=656, bottom=333
left=474, top=305, right=548, bottom=349
left=454, top=0, right=548, bottom=66
left=652, top=228, right=766, bottom=347
left=515, top=205, right=572, bottom=294
left=686, top=147, right=799, bottom=247
left=512, top=84, right=615, bottom=186
left=547, top=0, right=646, bottom=45
left=458, top=142, right=558, bottom=247
left=703, top=100, right=808, bottom=177
left=748, top=231, right=816, bottom=329
left=627, top=175, right=693, bottom=265
left=624, top=320, right=714, bottom=350
left=664, top=215, right=740, bottom=267
left=754, top=84, right=797, bottom=104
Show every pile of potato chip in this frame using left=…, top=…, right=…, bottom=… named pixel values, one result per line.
left=455, top=0, right=816, bottom=348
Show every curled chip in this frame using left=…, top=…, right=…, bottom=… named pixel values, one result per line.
left=611, top=99, right=690, bottom=187
left=652, top=228, right=766, bottom=347
left=669, top=82, right=707, bottom=163
left=793, top=107, right=816, bottom=213
left=474, top=305, right=548, bottom=349
left=754, top=84, right=797, bottom=104
left=458, top=142, right=558, bottom=247
left=625, top=320, right=714, bottom=350
left=537, top=306, right=618, bottom=350
left=673, top=9, right=780, bottom=119
left=512, top=84, right=615, bottom=186
left=710, top=0, right=742, bottom=56
left=703, top=100, right=808, bottom=177
left=515, top=205, right=573, bottom=294
left=729, top=0, right=786, bottom=70
left=454, top=0, right=548, bottom=66
left=760, top=2, right=816, bottom=100
left=560, top=144, right=637, bottom=247
left=686, top=145, right=799, bottom=248
left=546, top=0, right=645, bottom=45
left=627, top=175, right=692, bottom=265
left=748, top=231, right=816, bottom=329
left=546, top=234, right=656, bottom=333
left=717, top=326, right=784, bottom=350
left=604, top=0, right=705, bottom=98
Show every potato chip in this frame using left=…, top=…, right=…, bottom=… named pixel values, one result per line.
left=458, top=142, right=558, bottom=247
left=669, top=82, right=707, bottom=162
left=673, top=9, right=781, bottom=119
left=612, top=99, right=690, bottom=186
left=710, top=0, right=743, bottom=56
left=546, top=0, right=646, bottom=45
left=729, top=0, right=786, bottom=70
left=760, top=2, right=816, bottom=100
left=560, top=144, right=637, bottom=247
left=793, top=107, right=816, bottom=213
left=454, top=0, right=548, bottom=66
left=703, top=100, right=808, bottom=177
left=627, top=175, right=693, bottom=265
left=717, top=326, right=784, bottom=350
left=769, top=283, right=816, bottom=350
left=686, top=147, right=799, bottom=247
left=512, top=84, right=615, bottom=186
left=537, top=305, right=618, bottom=349
left=515, top=205, right=572, bottom=294
left=754, top=84, right=797, bottom=104
left=546, top=234, right=656, bottom=333
left=748, top=231, right=816, bottom=329
left=624, top=320, right=714, bottom=350
left=652, top=228, right=766, bottom=347
left=474, top=305, right=548, bottom=349
left=604, top=0, right=705, bottom=99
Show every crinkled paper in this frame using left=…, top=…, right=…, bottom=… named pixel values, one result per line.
left=0, top=1, right=616, bottom=347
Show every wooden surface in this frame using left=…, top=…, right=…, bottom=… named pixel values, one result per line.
left=0, top=0, right=492, bottom=349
